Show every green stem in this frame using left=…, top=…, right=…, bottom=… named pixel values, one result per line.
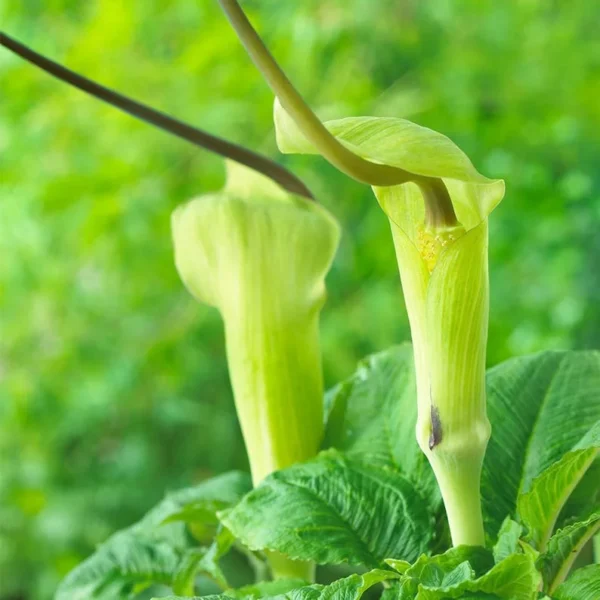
left=0, top=30, right=313, bottom=200
left=216, top=0, right=412, bottom=187
left=224, top=318, right=324, bottom=486
left=418, top=385, right=490, bottom=547
left=427, top=450, right=487, bottom=546
left=216, top=0, right=458, bottom=225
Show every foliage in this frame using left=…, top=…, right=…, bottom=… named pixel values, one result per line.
left=54, top=347, right=600, bottom=599
left=220, top=450, right=432, bottom=566
left=1, top=1, right=600, bottom=598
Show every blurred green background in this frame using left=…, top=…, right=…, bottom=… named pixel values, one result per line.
left=1, top=0, right=599, bottom=597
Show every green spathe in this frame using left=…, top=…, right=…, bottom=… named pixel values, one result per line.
left=172, top=161, right=340, bottom=486
left=274, top=100, right=505, bottom=546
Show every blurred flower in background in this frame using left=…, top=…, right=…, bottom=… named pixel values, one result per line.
left=0, top=0, right=599, bottom=598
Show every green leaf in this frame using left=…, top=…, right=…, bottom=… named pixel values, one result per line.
left=149, top=471, right=252, bottom=539
left=405, top=546, right=494, bottom=581
left=397, top=578, right=419, bottom=600
left=225, top=578, right=309, bottom=599
left=55, top=493, right=195, bottom=600
left=414, top=554, right=541, bottom=600
left=57, top=473, right=248, bottom=599
left=381, top=583, right=402, bottom=600
left=324, top=345, right=439, bottom=509
left=385, top=559, right=412, bottom=574
left=361, top=569, right=402, bottom=589
left=383, top=547, right=496, bottom=600
left=172, top=526, right=236, bottom=594
left=537, top=511, right=600, bottom=595
left=517, top=540, right=539, bottom=563
left=157, top=597, right=225, bottom=600
left=387, top=547, right=533, bottom=600
left=158, top=569, right=398, bottom=600
left=327, top=348, right=600, bottom=548
left=482, top=351, right=600, bottom=535
left=172, top=549, right=206, bottom=596
left=56, top=530, right=183, bottom=600
left=412, top=560, right=475, bottom=592
left=554, top=565, right=600, bottom=600
left=199, top=526, right=236, bottom=587
left=558, top=458, right=600, bottom=528
left=518, top=441, right=598, bottom=550
left=493, top=519, right=522, bottom=564
left=438, top=562, right=474, bottom=587
left=220, top=449, right=433, bottom=567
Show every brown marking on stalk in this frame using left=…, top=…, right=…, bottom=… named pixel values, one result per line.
left=429, top=405, right=442, bottom=450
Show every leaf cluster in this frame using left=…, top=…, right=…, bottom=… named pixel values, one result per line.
left=58, top=347, right=600, bottom=600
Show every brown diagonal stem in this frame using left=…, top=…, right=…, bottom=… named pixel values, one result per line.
left=0, top=31, right=314, bottom=200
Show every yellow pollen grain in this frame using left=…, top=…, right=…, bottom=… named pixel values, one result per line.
left=416, top=225, right=465, bottom=272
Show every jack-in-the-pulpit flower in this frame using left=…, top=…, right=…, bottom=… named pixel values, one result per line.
left=275, top=101, right=505, bottom=546
left=172, top=162, right=339, bottom=580
left=172, top=161, right=340, bottom=488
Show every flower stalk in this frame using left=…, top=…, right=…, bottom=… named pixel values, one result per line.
left=395, top=215, right=491, bottom=545
left=216, top=0, right=412, bottom=187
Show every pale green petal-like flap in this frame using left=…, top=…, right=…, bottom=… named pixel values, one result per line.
left=172, top=161, right=340, bottom=318
left=274, top=98, right=504, bottom=231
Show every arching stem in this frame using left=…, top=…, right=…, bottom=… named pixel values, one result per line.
left=216, top=0, right=414, bottom=187
left=216, top=0, right=458, bottom=226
